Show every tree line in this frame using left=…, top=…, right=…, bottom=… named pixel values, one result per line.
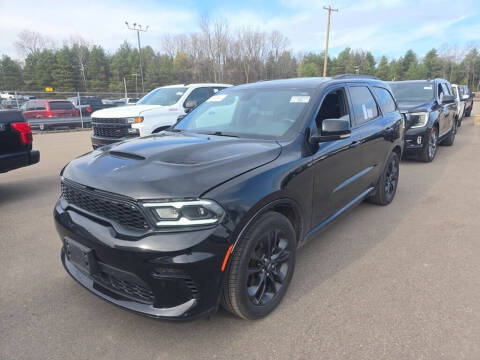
left=1, top=23, right=479, bottom=95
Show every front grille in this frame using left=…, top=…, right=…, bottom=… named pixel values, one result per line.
left=92, top=117, right=130, bottom=138
left=93, top=272, right=154, bottom=304
left=185, top=278, right=199, bottom=298
left=61, top=182, right=149, bottom=230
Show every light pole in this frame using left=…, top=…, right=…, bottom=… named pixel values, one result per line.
left=322, top=5, right=338, bottom=77
left=125, top=21, right=149, bottom=94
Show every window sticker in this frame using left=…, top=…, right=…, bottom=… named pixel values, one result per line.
left=362, top=104, right=368, bottom=119
left=367, top=107, right=373, bottom=118
left=424, top=86, right=432, bottom=90
left=213, top=88, right=219, bottom=93
left=207, top=94, right=228, bottom=102
left=290, top=95, right=310, bottom=103
left=176, top=92, right=185, bottom=96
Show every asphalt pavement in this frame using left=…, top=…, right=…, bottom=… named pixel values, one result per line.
left=1, top=105, right=479, bottom=360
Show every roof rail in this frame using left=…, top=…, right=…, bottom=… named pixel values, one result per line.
left=333, top=74, right=379, bottom=80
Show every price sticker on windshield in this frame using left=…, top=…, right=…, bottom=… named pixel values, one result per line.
left=424, top=86, right=432, bottom=90
left=290, top=95, right=310, bottom=103
left=207, top=94, right=228, bottom=102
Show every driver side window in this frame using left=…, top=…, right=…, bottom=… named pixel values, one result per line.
left=315, top=88, right=350, bottom=131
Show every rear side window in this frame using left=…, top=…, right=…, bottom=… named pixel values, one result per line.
left=349, top=86, right=378, bottom=125
left=372, top=87, right=396, bottom=114
left=185, top=88, right=211, bottom=106
left=49, top=101, right=74, bottom=110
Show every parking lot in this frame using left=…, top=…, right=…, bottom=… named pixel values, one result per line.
left=1, top=105, right=480, bottom=359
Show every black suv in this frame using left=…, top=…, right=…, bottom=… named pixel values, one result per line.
left=389, top=79, right=458, bottom=162
left=54, top=76, right=404, bottom=320
left=0, top=110, right=40, bottom=173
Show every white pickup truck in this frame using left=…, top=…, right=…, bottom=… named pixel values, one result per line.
left=90, top=83, right=232, bottom=149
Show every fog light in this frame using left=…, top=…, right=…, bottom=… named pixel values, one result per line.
left=128, top=128, right=139, bottom=135
left=417, top=136, right=422, bottom=145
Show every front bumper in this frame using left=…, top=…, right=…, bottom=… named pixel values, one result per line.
left=403, top=127, right=430, bottom=152
left=54, top=199, right=231, bottom=320
left=0, top=150, right=40, bottom=173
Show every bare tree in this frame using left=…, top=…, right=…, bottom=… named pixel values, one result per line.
left=14, top=30, right=54, bottom=57
left=70, top=36, right=91, bottom=91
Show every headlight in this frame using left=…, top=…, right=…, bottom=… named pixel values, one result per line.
left=143, top=199, right=224, bottom=228
left=409, top=112, right=429, bottom=128
left=126, top=117, right=143, bottom=124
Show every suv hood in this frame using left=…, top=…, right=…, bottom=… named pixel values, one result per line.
left=91, top=104, right=167, bottom=118
left=63, top=132, right=282, bottom=199
left=397, top=101, right=433, bottom=113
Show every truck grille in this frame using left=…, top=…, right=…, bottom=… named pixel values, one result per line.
left=61, top=182, right=149, bottom=230
left=92, top=117, right=131, bottom=138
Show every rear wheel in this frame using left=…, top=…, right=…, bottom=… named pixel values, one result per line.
left=368, top=151, right=399, bottom=206
left=419, top=127, right=438, bottom=162
left=465, top=108, right=472, bottom=117
left=221, top=212, right=296, bottom=319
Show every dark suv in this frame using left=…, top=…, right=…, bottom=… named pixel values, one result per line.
left=389, top=79, right=458, bottom=162
left=54, top=76, right=404, bottom=320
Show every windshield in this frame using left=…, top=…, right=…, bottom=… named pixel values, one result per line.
left=174, top=88, right=313, bottom=139
left=389, top=82, right=434, bottom=102
left=137, top=87, right=187, bottom=106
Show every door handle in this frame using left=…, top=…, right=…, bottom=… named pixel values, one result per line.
left=350, top=140, right=360, bottom=148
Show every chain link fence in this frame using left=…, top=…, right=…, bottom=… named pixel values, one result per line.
left=0, top=90, right=145, bottom=131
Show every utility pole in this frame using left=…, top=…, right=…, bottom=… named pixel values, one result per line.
left=125, top=21, right=149, bottom=94
left=322, top=5, right=338, bottom=77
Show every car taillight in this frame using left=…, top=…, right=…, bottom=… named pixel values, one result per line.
left=86, top=106, right=91, bottom=113
left=46, top=110, right=52, bottom=117
left=11, top=122, right=33, bottom=145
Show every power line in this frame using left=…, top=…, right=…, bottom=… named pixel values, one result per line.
left=125, top=21, right=149, bottom=93
left=322, top=5, right=338, bottom=77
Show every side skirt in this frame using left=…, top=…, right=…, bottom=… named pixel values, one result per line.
left=301, top=187, right=375, bottom=245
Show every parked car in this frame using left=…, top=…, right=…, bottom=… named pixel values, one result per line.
left=0, top=91, right=17, bottom=100
left=1, top=98, right=25, bottom=109
left=90, top=83, right=232, bottom=149
left=452, top=84, right=466, bottom=125
left=0, top=110, right=40, bottom=173
left=389, top=79, right=457, bottom=162
left=460, top=85, right=475, bottom=118
left=21, top=99, right=80, bottom=130
left=68, top=96, right=116, bottom=116
left=119, top=97, right=139, bottom=105
left=54, top=75, right=404, bottom=320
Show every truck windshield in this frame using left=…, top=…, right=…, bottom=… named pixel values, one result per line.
left=137, top=87, right=187, bottom=106
left=174, top=88, right=312, bottom=139
left=389, top=82, right=434, bottom=102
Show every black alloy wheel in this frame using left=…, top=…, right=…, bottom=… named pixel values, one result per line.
left=221, top=212, right=296, bottom=319
left=420, top=127, right=438, bottom=162
left=368, top=151, right=400, bottom=205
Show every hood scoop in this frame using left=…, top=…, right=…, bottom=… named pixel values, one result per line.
left=109, top=151, right=145, bottom=160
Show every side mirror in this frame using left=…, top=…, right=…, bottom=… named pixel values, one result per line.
left=184, top=100, right=198, bottom=113
left=310, top=118, right=351, bottom=143
left=442, top=94, right=455, bottom=104
left=471, top=92, right=476, bottom=99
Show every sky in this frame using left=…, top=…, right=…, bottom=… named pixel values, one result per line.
left=0, top=0, right=479, bottom=60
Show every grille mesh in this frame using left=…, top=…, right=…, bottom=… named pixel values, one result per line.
left=92, top=118, right=130, bottom=138
left=61, top=182, right=148, bottom=230
left=93, top=272, right=154, bottom=304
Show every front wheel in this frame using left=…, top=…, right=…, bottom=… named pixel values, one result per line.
left=419, top=127, right=438, bottom=162
left=441, top=119, right=457, bottom=146
left=368, top=151, right=400, bottom=205
left=221, top=212, right=296, bottom=319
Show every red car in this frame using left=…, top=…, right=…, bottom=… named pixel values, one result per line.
left=21, top=100, right=79, bottom=119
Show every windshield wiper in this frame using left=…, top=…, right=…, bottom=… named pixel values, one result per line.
left=202, top=131, right=239, bottom=138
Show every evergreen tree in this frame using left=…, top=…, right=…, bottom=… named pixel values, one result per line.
left=52, top=46, right=80, bottom=91
left=0, top=55, right=24, bottom=90
left=375, top=56, right=390, bottom=80
left=87, top=45, right=109, bottom=92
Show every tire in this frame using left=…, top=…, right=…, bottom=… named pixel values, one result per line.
left=419, top=127, right=438, bottom=162
left=441, top=119, right=457, bottom=146
left=221, top=211, right=296, bottom=319
left=465, top=109, right=471, bottom=117
left=368, top=151, right=400, bottom=206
